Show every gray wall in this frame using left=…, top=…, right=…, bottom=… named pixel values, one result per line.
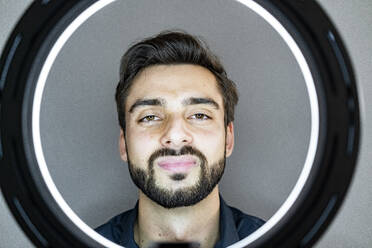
left=0, top=1, right=371, bottom=247
left=40, top=0, right=309, bottom=229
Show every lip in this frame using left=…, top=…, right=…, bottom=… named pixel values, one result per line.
left=157, top=155, right=197, bottom=173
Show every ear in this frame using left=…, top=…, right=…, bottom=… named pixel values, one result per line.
left=225, top=122, right=235, bottom=158
left=119, top=128, right=128, bottom=162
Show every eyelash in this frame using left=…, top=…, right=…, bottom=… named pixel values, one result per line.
left=138, top=113, right=211, bottom=123
left=189, top=113, right=211, bottom=120
left=138, top=115, right=161, bottom=123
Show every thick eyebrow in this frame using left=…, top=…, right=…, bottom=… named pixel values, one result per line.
left=129, top=98, right=165, bottom=113
left=182, top=97, right=220, bottom=110
left=128, top=97, right=220, bottom=113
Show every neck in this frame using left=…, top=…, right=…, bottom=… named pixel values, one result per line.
left=134, top=187, right=220, bottom=248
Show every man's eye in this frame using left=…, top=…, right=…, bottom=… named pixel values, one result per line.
left=190, top=113, right=210, bottom=120
left=139, top=115, right=160, bottom=123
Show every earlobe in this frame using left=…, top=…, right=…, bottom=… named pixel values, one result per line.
left=225, top=122, right=235, bottom=158
left=119, top=128, right=128, bottom=162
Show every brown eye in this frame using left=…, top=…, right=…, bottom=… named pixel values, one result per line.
left=139, top=115, right=160, bottom=123
left=190, top=113, right=210, bottom=120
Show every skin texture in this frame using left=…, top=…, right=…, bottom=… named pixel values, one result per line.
left=119, top=64, right=234, bottom=248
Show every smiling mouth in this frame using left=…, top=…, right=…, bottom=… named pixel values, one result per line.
left=157, top=155, right=198, bottom=173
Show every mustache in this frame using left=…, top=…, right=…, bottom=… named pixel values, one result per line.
left=148, top=146, right=207, bottom=165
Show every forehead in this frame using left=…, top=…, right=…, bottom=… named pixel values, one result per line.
left=126, top=64, right=223, bottom=108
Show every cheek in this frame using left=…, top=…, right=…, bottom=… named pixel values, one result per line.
left=193, top=127, right=226, bottom=161
left=126, top=130, right=158, bottom=166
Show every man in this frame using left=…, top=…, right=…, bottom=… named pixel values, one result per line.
left=96, top=31, right=264, bottom=248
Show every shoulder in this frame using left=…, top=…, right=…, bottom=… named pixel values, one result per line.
left=229, top=205, right=265, bottom=238
left=94, top=208, right=135, bottom=243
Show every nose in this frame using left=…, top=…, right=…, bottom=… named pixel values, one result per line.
left=160, top=117, right=193, bottom=149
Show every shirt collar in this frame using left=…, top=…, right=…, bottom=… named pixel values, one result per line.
left=215, top=196, right=240, bottom=248
left=119, top=201, right=139, bottom=248
left=120, top=196, right=240, bottom=248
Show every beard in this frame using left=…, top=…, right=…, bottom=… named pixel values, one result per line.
left=127, top=145, right=226, bottom=209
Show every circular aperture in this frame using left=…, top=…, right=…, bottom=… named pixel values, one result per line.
left=0, top=1, right=359, bottom=247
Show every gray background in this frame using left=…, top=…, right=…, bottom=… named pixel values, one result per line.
left=41, top=0, right=309, bottom=228
left=0, top=1, right=371, bottom=247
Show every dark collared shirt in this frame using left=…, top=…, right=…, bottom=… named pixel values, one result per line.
left=95, top=196, right=264, bottom=248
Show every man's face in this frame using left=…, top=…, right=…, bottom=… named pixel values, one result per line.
left=119, top=64, right=234, bottom=208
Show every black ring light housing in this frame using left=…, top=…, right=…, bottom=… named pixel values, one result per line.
left=0, top=0, right=360, bottom=247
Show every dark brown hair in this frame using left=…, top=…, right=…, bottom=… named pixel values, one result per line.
left=115, top=30, right=239, bottom=131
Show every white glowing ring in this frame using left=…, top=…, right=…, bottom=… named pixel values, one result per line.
left=32, top=1, right=121, bottom=247
left=230, top=1, right=319, bottom=247
left=32, top=0, right=319, bottom=247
